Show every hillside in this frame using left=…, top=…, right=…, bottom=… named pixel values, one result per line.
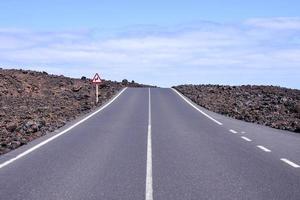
left=0, top=68, right=148, bottom=155
left=174, top=84, right=300, bottom=133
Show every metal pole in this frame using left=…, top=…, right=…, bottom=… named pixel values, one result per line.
left=96, top=84, right=99, bottom=103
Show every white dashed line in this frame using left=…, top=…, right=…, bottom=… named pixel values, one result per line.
left=241, top=136, right=252, bottom=142
left=241, top=131, right=246, bottom=134
left=171, top=88, right=223, bottom=125
left=280, top=158, right=300, bottom=168
left=257, top=145, right=271, bottom=152
left=229, top=129, right=238, bottom=134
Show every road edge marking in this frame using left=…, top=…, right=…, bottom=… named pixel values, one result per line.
left=280, top=158, right=300, bottom=168
left=145, top=88, right=153, bottom=200
left=0, top=87, right=127, bottom=169
left=171, top=88, right=223, bottom=125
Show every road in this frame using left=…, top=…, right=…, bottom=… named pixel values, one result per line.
left=1, top=87, right=300, bottom=200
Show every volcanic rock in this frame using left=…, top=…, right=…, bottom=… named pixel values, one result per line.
left=174, top=84, right=300, bottom=133
left=6, top=122, right=17, bottom=132
left=0, top=68, right=152, bottom=155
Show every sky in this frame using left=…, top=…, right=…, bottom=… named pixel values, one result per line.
left=0, top=0, right=299, bottom=88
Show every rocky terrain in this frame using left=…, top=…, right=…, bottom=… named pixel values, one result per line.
left=0, top=68, right=149, bottom=155
left=174, top=85, right=300, bottom=133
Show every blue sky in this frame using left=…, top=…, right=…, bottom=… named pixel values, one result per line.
left=0, top=0, right=299, bottom=88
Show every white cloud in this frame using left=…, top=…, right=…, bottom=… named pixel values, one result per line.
left=0, top=18, right=299, bottom=88
left=245, top=17, right=300, bottom=30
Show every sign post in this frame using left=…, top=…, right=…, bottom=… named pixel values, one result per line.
left=92, top=73, right=102, bottom=104
left=96, top=84, right=99, bottom=103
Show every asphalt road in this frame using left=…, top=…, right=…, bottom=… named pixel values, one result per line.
left=1, top=87, right=300, bottom=200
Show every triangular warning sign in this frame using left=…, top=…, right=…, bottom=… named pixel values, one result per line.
left=92, top=73, right=102, bottom=84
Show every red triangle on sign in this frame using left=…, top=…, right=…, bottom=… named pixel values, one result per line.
left=92, top=73, right=102, bottom=84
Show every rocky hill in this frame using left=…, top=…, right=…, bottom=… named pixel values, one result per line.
left=174, top=85, right=300, bottom=133
left=0, top=68, right=149, bottom=155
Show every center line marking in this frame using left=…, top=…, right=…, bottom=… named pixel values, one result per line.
left=257, top=145, right=271, bottom=152
left=229, top=129, right=238, bottom=134
left=280, top=158, right=300, bottom=168
left=241, top=136, right=252, bottom=142
left=145, top=88, right=153, bottom=200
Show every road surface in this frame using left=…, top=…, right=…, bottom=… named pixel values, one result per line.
left=1, top=88, right=300, bottom=200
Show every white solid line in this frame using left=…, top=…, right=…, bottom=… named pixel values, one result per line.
left=0, top=88, right=127, bottom=170
left=241, top=136, right=252, bottom=142
left=171, top=88, right=223, bottom=125
left=280, top=158, right=300, bottom=168
left=229, top=129, right=238, bottom=134
left=257, top=145, right=271, bottom=152
left=145, top=88, right=153, bottom=200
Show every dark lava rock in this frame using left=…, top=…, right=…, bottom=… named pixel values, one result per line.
left=173, top=84, right=300, bottom=133
left=122, top=79, right=128, bottom=85
left=0, top=68, right=152, bottom=155
left=6, top=122, right=17, bottom=132
left=72, top=86, right=82, bottom=92
left=295, top=103, right=300, bottom=113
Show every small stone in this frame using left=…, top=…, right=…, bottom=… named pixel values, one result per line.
left=25, top=120, right=35, bottom=128
left=122, top=79, right=128, bottom=85
left=31, top=124, right=39, bottom=133
left=6, top=122, right=17, bottom=132
left=295, top=103, right=300, bottom=113
left=20, top=138, right=28, bottom=145
left=72, top=86, right=82, bottom=92
left=0, top=111, right=5, bottom=117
